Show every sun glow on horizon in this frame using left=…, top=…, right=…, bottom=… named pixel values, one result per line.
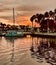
left=0, top=18, right=9, bottom=24
left=0, top=16, right=40, bottom=27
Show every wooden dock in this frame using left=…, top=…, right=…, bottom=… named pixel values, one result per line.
left=1, top=32, right=56, bottom=37
left=23, top=32, right=56, bottom=37
left=34, top=32, right=56, bottom=37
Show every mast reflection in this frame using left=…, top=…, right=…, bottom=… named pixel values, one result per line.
left=10, top=37, right=14, bottom=65
left=5, top=37, right=15, bottom=65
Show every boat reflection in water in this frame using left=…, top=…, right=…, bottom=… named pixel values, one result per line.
left=6, top=37, right=15, bottom=65
left=5, top=37, right=21, bottom=65
left=30, top=37, right=56, bottom=65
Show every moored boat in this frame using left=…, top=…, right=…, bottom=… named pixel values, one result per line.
left=5, top=30, right=24, bottom=37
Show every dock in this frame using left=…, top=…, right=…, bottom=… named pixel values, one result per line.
left=1, top=31, right=56, bottom=37
left=34, top=32, right=56, bottom=37
left=23, top=32, right=56, bottom=37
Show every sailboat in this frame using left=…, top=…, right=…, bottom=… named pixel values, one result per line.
left=5, top=8, right=24, bottom=37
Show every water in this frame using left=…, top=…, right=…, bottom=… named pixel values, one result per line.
left=0, top=37, right=32, bottom=65
left=0, top=36, right=56, bottom=65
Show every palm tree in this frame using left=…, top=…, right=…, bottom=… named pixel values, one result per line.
left=35, top=13, right=44, bottom=23
left=54, top=9, right=56, bottom=20
left=44, top=11, right=50, bottom=32
left=38, top=14, right=44, bottom=23
left=30, top=15, right=36, bottom=28
left=49, top=10, right=54, bottom=17
left=44, top=11, right=49, bottom=18
left=54, top=9, right=56, bottom=14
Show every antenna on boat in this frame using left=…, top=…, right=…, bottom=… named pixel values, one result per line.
left=13, top=8, right=15, bottom=25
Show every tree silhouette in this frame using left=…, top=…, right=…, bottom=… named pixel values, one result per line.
left=35, top=13, right=39, bottom=23
left=54, top=8, right=56, bottom=14
left=30, top=8, right=56, bottom=32
left=44, top=11, right=49, bottom=17
left=30, top=15, right=36, bottom=27
left=49, top=10, right=54, bottom=17
left=36, top=14, right=44, bottom=23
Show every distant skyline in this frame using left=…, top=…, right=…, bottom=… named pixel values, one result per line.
left=0, top=0, right=56, bottom=26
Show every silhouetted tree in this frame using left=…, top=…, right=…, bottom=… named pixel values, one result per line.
left=49, top=10, right=54, bottom=17
left=37, top=14, right=44, bottom=23
left=49, top=19, right=54, bottom=32
left=30, top=15, right=36, bottom=27
left=30, top=8, right=56, bottom=32
left=44, top=11, right=49, bottom=17
left=54, top=8, right=56, bottom=14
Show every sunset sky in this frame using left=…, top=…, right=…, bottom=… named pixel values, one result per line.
left=0, top=0, right=56, bottom=26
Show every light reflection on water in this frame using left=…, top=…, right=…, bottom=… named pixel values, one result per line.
left=0, top=37, right=56, bottom=65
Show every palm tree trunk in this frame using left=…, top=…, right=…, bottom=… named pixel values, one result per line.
left=32, top=22, right=33, bottom=33
left=32, top=22, right=33, bottom=28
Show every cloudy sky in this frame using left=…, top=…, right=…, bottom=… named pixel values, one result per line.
left=0, top=0, right=56, bottom=25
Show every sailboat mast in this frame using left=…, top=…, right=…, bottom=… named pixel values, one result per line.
left=13, top=8, right=15, bottom=25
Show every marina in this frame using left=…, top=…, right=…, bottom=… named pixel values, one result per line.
left=0, top=0, right=56, bottom=65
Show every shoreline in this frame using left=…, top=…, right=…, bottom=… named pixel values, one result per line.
left=0, top=32, right=56, bottom=38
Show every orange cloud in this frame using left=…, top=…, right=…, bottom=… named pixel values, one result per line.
left=16, top=16, right=31, bottom=26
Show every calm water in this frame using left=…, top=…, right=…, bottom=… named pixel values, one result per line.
left=0, top=36, right=56, bottom=65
